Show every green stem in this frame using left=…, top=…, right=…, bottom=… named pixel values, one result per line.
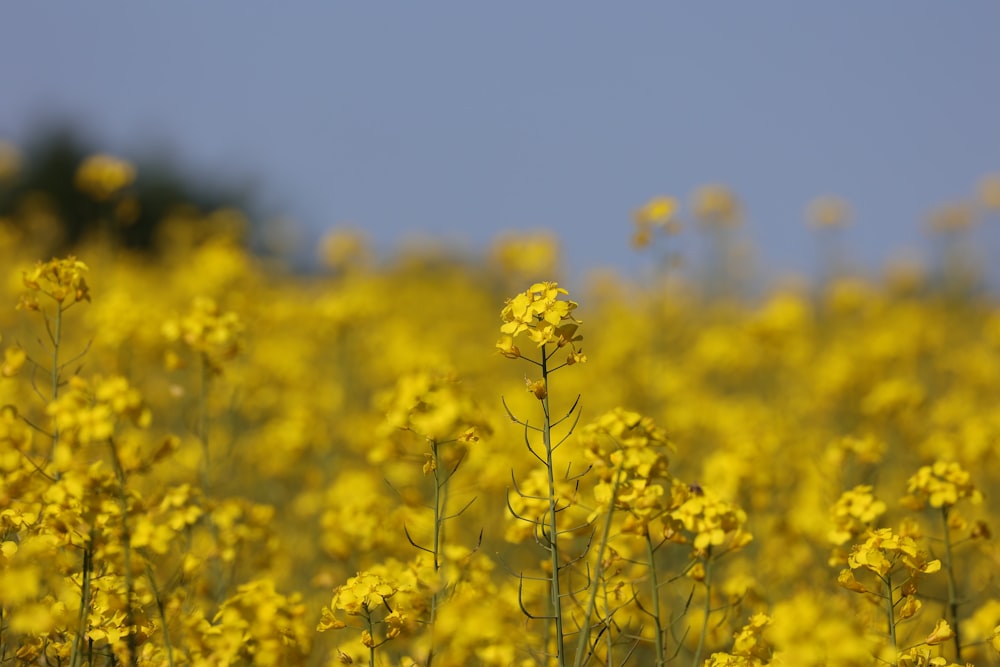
left=108, top=439, right=138, bottom=666
left=540, top=345, right=566, bottom=666
left=70, top=525, right=95, bottom=667
left=197, top=353, right=225, bottom=602
left=198, top=353, right=211, bottom=492
left=941, top=507, right=962, bottom=661
left=365, top=607, right=377, bottom=667
left=49, top=303, right=63, bottom=461
left=428, top=439, right=443, bottom=666
left=647, top=532, right=665, bottom=667
left=885, top=570, right=897, bottom=666
left=692, top=550, right=713, bottom=667
left=143, top=561, right=175, bottom=667
left=572, top=459, right=625, bottom=667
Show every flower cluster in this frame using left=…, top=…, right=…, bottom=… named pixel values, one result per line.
left=828, top=484, right=887, bottom=546
left=631, top=195, right=680, bottom=248
left=19, top=256, right=91, bottom=308
left=496, top=281, right=583, bottom=361
left=46, top=375, right=150, bottom=456
left=74, top=154, right=135, bottom=201
left=580, top=408, right=672, bottom=535
left=377, top=371, right=487, bottom=447
left=162, top=296, right=243, bottom=372
left=668, top=483, right=752, bottom=556
left=838, top=527, right=941, bottom=613
left=705, top=613, right=772, bottom=666
left=318, top=571, right=410, bottom=652
left=903, top=460, right=983, bottom=510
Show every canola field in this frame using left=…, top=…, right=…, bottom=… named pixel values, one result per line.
left=0, top=157, right=999, bottom=666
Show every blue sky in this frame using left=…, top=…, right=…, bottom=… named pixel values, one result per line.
left=2, top=3, right=998, bottom=283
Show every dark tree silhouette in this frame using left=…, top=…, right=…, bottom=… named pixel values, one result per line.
left=0, top=124, right=254, bottom=257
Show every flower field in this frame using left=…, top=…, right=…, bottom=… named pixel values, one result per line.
left=1, top=163, right=999, bottom=666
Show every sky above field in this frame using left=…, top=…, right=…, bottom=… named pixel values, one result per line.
left=2, top=3, right=999, bottom=283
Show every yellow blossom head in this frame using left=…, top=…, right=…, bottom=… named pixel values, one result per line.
left=491, top=232, right=560, bottom=276
left=632, top=196, right=682, bottom=250
left=497, top=282, right=584, bottom=361
left=20, top=256, right=91, bottom=307
left=74, top=154, right=135, bottom=201
left=903, top=460, right=983, bottom=510
left=692, top=184, right=741, bottom=227
left=806, top=195, right=852, bottom=229
left=163, top=297, right=243, bottom=373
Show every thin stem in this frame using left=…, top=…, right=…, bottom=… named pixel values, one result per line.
left=198, top=353, right=211, bottom=492
left=602, top=577, right=613, bottom=663
left=647, top=532, right=665, bottom=667
left=428, top=439, right=443, bottom=666
left=365, top=607, right=377, bottom=667
left=540, top=344, right=567, bottom=666
left=573, top=458, right=625, bottom=667
left=49, top=303, right=63, bottom=461
left=691, top=550, right=713, bottom=667
left=940, top=506, right=962, bottom=661
left=197, top=353, right=224, bottom=602
left=143, top=561, right=175, bottom=667
left=107, top=439, right=138, bottom=667
left=70, top=525, right=95, bottom=667
left=885, top=570, right=897, bottom=667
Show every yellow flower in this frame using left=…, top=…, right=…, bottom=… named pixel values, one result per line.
left=525, top=378, right=547, bottom=400
left=845, top=528, right=941, bottom=579
left=490, top=232, right=560, bottom=276
left=75, top=154, right=135, bottom=201
left=498, top=282, right=583, bottom=354
left=692, top=184, right=741, bottom=227
left=331, top=571, right=398, bottom=616
left=836, top=568, right=868, bottom=594
left=924, top=619, right=955, bottom=646
left=163, top=296, right=243, bottom=372
left=926, top=202, right=975, bottom=234
left=978, top=173, right=1000, bottom=210
left=904, top=460, right=983, bottom=509
left=828, top=485, right=887, bottom=545
left=806, top=195, right=852, bottom=228
left=319, top=227, right=370, bottom=270
left=669, top=483, right=751, bottom=555
left=898, top=595, right=922, bottom=619
left=1, top=345, right=26, bottom=377
left=21, top=256, right=91, bottom=305
left=495, top=335, right=521, bottom=359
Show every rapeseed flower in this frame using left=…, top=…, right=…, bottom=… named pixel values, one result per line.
left=497, top=281, right=583, bottom=357
left=74, top=154, right=135, bottom=202
left=903, top=460, right=983, bottom=510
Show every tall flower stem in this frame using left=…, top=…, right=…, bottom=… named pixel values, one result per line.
left=884, top=570, right=898, bottom=666
left=48, top=303, right=64, bottom=461
left=196, top=352, right=225, bottom=601
left=365, top=607, right=378, bottom=667
left=572, top=458, right=624, bottom=666
left=940, top=507, right=962, bottom=661
left=428, top=438, right=444, bottom=666
left=692, top=549, right=713, bottom=667
left=108, top=439, right=139, bottom=666
left=70, top=524, right=95, bottom=667
left=198, top=353, right=211, bottom=492
left=646, top=532, right=665, bottom=667
left=540, top=345, right=567, bottom=666
left=143, top=561, right=175, bottom=667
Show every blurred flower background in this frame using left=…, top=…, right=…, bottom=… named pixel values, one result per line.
left=2, top=5, right=1000, bottom=667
